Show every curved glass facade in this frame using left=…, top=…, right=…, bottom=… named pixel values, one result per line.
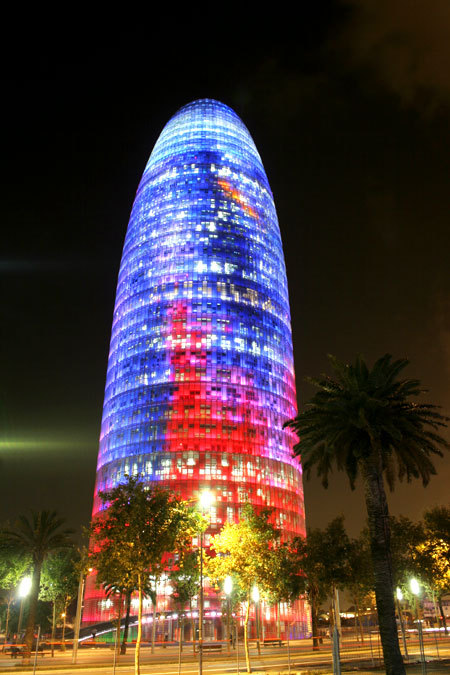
left=85, top=99, right=307, bottom=633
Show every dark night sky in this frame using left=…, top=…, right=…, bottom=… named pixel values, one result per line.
left=2, top=2, right=449, bottom=538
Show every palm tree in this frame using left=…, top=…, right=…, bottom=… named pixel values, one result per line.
left=0, top=511, right=74, bottom=657
left=284, top=354, right=449, bottom=675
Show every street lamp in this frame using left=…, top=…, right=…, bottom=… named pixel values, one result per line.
left=410, top=578, right=426, bottom=669
left=410, top=578, right=421, bottom=621
left=224, top=576, right=232, bottom=653
left=410, top=578, right=420, bottom=596
left=252, top=585, right=261, bottom=655
left=395, top=588, right=408, bottom=661
left=198, top=490, right=214, bottom=675
left=17, top=576, right=32, bottom=635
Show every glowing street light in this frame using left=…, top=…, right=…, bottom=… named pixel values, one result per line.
left=224, top=576, right=233, bottom=596
left=410, top=578, right=420, bottom=596
left=199, top=490, right=213, bottom=511
left=395, top=588, right=408, bottom=660
left=19, top=576, right=32, bottom=598
left=17, top=576, right=32, bottom=635
left=410, top=578, right=422, bottom=621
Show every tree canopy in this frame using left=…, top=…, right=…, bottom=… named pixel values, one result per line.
left=0, top=511, right=74, bottom=656
left=89, top=477, right=200, bottom=675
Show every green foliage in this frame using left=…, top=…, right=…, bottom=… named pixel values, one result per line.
left=208, top=504, right=282, bottom=673
left=40, top=548, right=79, bottom=607
left=423, top=506, right=450, bottom=545
left=89, top=476, right=201, bottom=675
left=90, top=476, right=200, bottom=592
left=0, top=511, right=73, bottom=654
left=0, top=552, right=30, bottom=636
left=170, top=550, right=200, bottom=609
left=208, top=504, right=279, bottom=597
left=0, top=511, right=74, bottom=567
left=412, top=506, right=450, bottom=600
left=0, top=551, right=30, bottom=595
left=390, top=515, right=425, bottom=587
left=294, top=516, right=351, bottom=596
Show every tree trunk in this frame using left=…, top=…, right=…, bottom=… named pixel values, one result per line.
left=310, top=587, right=320, bottom=650
left=438, top=596, right=448, bottom=635
left=51, top=601, right=56, bottom=657
left=24, top=560, right=42, bottom=658
left=244, top=592, right=251, bottom=673
left=116, top=591, right=122, bottom=658
left=189, top=599, right=196, bottom=654
left=355, top=597, right=364, bottom=643
left=5, top=597, right=12, bottom=642
left=360, top=456, right=405, bottom=675
left=61, top=600, right=67, bottom=651
left=121, top=590, right=132, bottom=655
left=135, top=576, right=142, bottom=675
left=151, top=596, right=157, bottom=654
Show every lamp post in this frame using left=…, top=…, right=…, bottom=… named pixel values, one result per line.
left=224, top=576, right=232, bottom=654
left=410, top=578, right=421, bottom=620
left=72, top=566, right=93, bottom=664
left=252, top=585, right=261, bottom=656
left=396, top=588, right=409, bottom=661
left=198, top=490, right=213, bottom=675
left=17, top=577, right=32, bottom=636
left=410, top=579, right=426, bottom=674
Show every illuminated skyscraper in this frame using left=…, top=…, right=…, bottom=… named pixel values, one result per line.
left=84, top=99, right=307, bottom=636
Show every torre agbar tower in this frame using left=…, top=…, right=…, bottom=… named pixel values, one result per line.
left=84, top=99, right=308, bottom=637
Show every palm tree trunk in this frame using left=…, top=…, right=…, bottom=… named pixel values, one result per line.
left=121, top=590, right=132, bottom=654
left=24, top=561, right=42, bottom=658
left=135, top=575, right=142, bottom=675
left=360, top=457, right=405, bottom=675
left=244, top=591, right=251, bottom=674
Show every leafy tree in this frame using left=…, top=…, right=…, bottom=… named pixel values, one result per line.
left=89, top=476, right=200, bottom=675
left=345, top=532, right=374, bottom=642
left=0, top=552, right=30, bottom=639
left=292, top=517, right=351, bottom=650
left=424, top=506, right=450, bottom=544
left=390, top=515, right=424, bottom=589
left=169, top=550, right=200, bottom=653
left=92, top=547, right=146, bottom=655
left=0, top=511, right=74, bottom=657
left=207, top=504, right=280, bottom=673
left=284, top=354, right=449, bottom=675
left=414, top=507, right=450, bottom=632
left=40, top=548, right=79, bottom=653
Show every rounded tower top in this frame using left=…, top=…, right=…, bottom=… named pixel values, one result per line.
left=143, top=98, right=268, bottom=188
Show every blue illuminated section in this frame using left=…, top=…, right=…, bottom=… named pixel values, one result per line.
left=93, top=98, right=303, bottom=539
